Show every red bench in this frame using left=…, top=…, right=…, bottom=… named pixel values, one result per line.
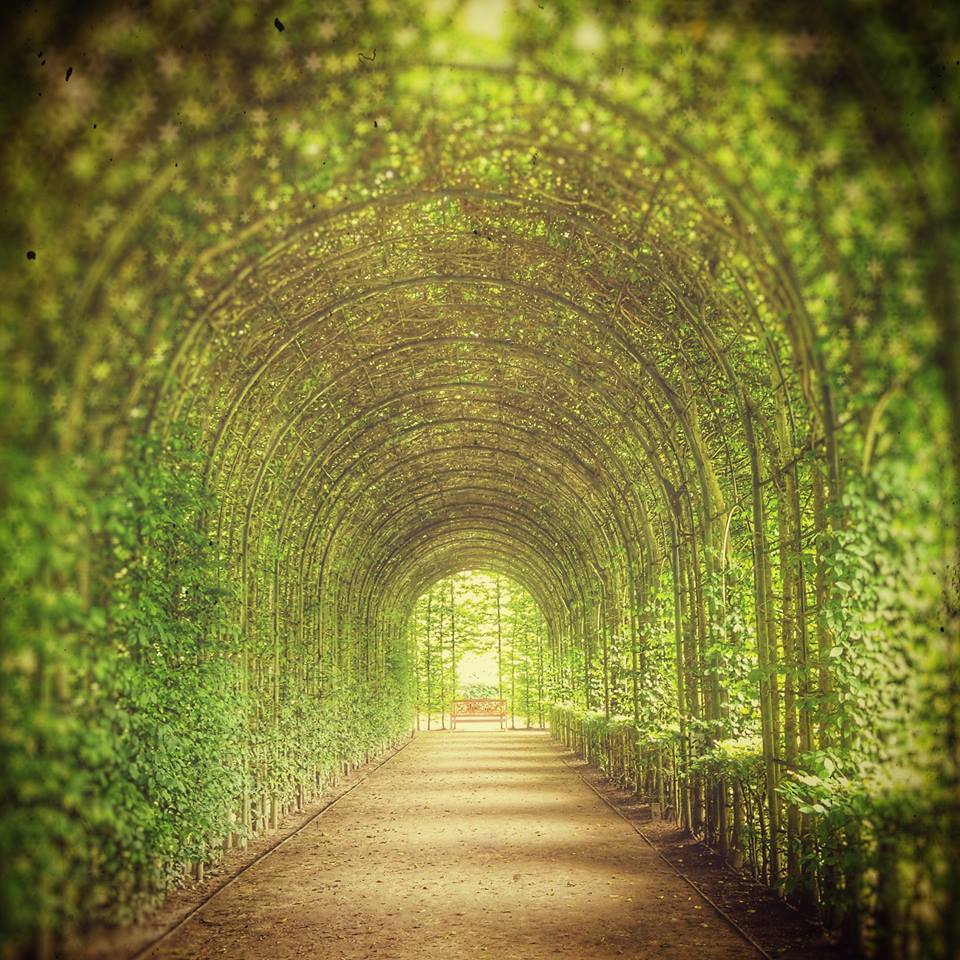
left=451, top=698, right=507, bottom=730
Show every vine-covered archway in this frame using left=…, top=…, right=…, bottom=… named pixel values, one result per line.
left=1, top=2, right=957, bottom=957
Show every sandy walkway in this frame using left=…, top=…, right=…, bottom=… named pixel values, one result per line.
left=149, top=731, right=760, bottom=959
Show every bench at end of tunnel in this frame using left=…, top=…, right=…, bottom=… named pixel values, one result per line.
left=450, top=698, right=508, bottom=730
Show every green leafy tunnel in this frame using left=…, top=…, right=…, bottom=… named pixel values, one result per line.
left=1, top=1, right=958, bottom=957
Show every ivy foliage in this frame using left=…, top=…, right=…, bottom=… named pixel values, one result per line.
left=2, top=428, right=242, bottom=936
left=0, top=2, right=958, bottom=958
left=0, top=426, right=412, bottom=946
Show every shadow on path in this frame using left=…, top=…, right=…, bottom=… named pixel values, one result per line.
left=136, top=731, right=765, bottom=959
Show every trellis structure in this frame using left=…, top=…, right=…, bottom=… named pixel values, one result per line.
left=1, top=2, right=958, bottom=958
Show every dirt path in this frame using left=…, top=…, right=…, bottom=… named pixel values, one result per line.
left=147, top=731, right=761, bottom=959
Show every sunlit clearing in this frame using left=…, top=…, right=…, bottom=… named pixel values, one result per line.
left=412, top=570, right=547, bottom=731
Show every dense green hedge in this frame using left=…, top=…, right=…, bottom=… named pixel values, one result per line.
left=550, top=703, right=951, bottom=955
left=0, top=429, right=413, bottom=948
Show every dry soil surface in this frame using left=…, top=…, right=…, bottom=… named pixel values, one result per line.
left=143, top=730, right=764, bottom=960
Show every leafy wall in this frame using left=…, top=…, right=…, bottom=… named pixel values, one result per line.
left=1, top=1, right=958, bottom=957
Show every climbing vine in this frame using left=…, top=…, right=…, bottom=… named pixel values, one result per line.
left=1, top=2, right=957, bottom=958
left=1, top=425, right=412, bottom=946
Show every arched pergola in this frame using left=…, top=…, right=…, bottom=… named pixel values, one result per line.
left=2, top=3, right=957, bottom=957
